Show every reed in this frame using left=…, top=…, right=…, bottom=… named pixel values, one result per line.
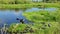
left=0, top=3, right=60, bottom=9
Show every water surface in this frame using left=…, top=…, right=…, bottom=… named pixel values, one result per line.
left=0, top=8, right=58, bottom=27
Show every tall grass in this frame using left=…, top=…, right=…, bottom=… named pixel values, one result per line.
left=7, top=10, right=60, bottom=34
left=23, top=10, right=60, bottom=22
left=23, top=10, right=60, bottom=34
left=8, top=22, right=60, bottom=34
left=0, top=3, right=60, bottom=9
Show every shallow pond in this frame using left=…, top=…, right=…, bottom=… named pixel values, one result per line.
left=0, top=7, right=58, bottom=27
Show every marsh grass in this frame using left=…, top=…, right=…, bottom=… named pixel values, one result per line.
left=0, top=3, right=60, bottom=9
left=8, top=21, right=60, bottom=34
left=7, top=10, right=60, bottom=34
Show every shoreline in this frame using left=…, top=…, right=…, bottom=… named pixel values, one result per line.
left=0, top=3, right=60, bottom=9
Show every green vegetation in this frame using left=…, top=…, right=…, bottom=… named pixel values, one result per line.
left=0, top=0, right=60, bottom=34
left=23, top=10, right=60, bottom=22
left=7, top=10, right=60, bottom=34
left=23, top=10, right=60, bottom=34
left=0, top=0, right=60, bottom=4
left=0, top=0, right=60, bottom=9
left=8, top=22, right=60, bottom=34
left=0, top=3, right=60, bottom=9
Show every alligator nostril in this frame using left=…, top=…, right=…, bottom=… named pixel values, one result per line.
left=16, top=18, right=19, bottom=20
left=16, top=18, right=24, bottom=24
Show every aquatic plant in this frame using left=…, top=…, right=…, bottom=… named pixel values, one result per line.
left=7, top=21, right=60, bottom=34
left=0, top=3, right=60, bottom=9
left=23, top=10, right=60, bottom=34
left=7, top=10, right=60, bottom=34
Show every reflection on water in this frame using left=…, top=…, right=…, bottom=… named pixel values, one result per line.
left=0, top=10, right=24, bottom=27
left=0, top=8, right=58, bottom=27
